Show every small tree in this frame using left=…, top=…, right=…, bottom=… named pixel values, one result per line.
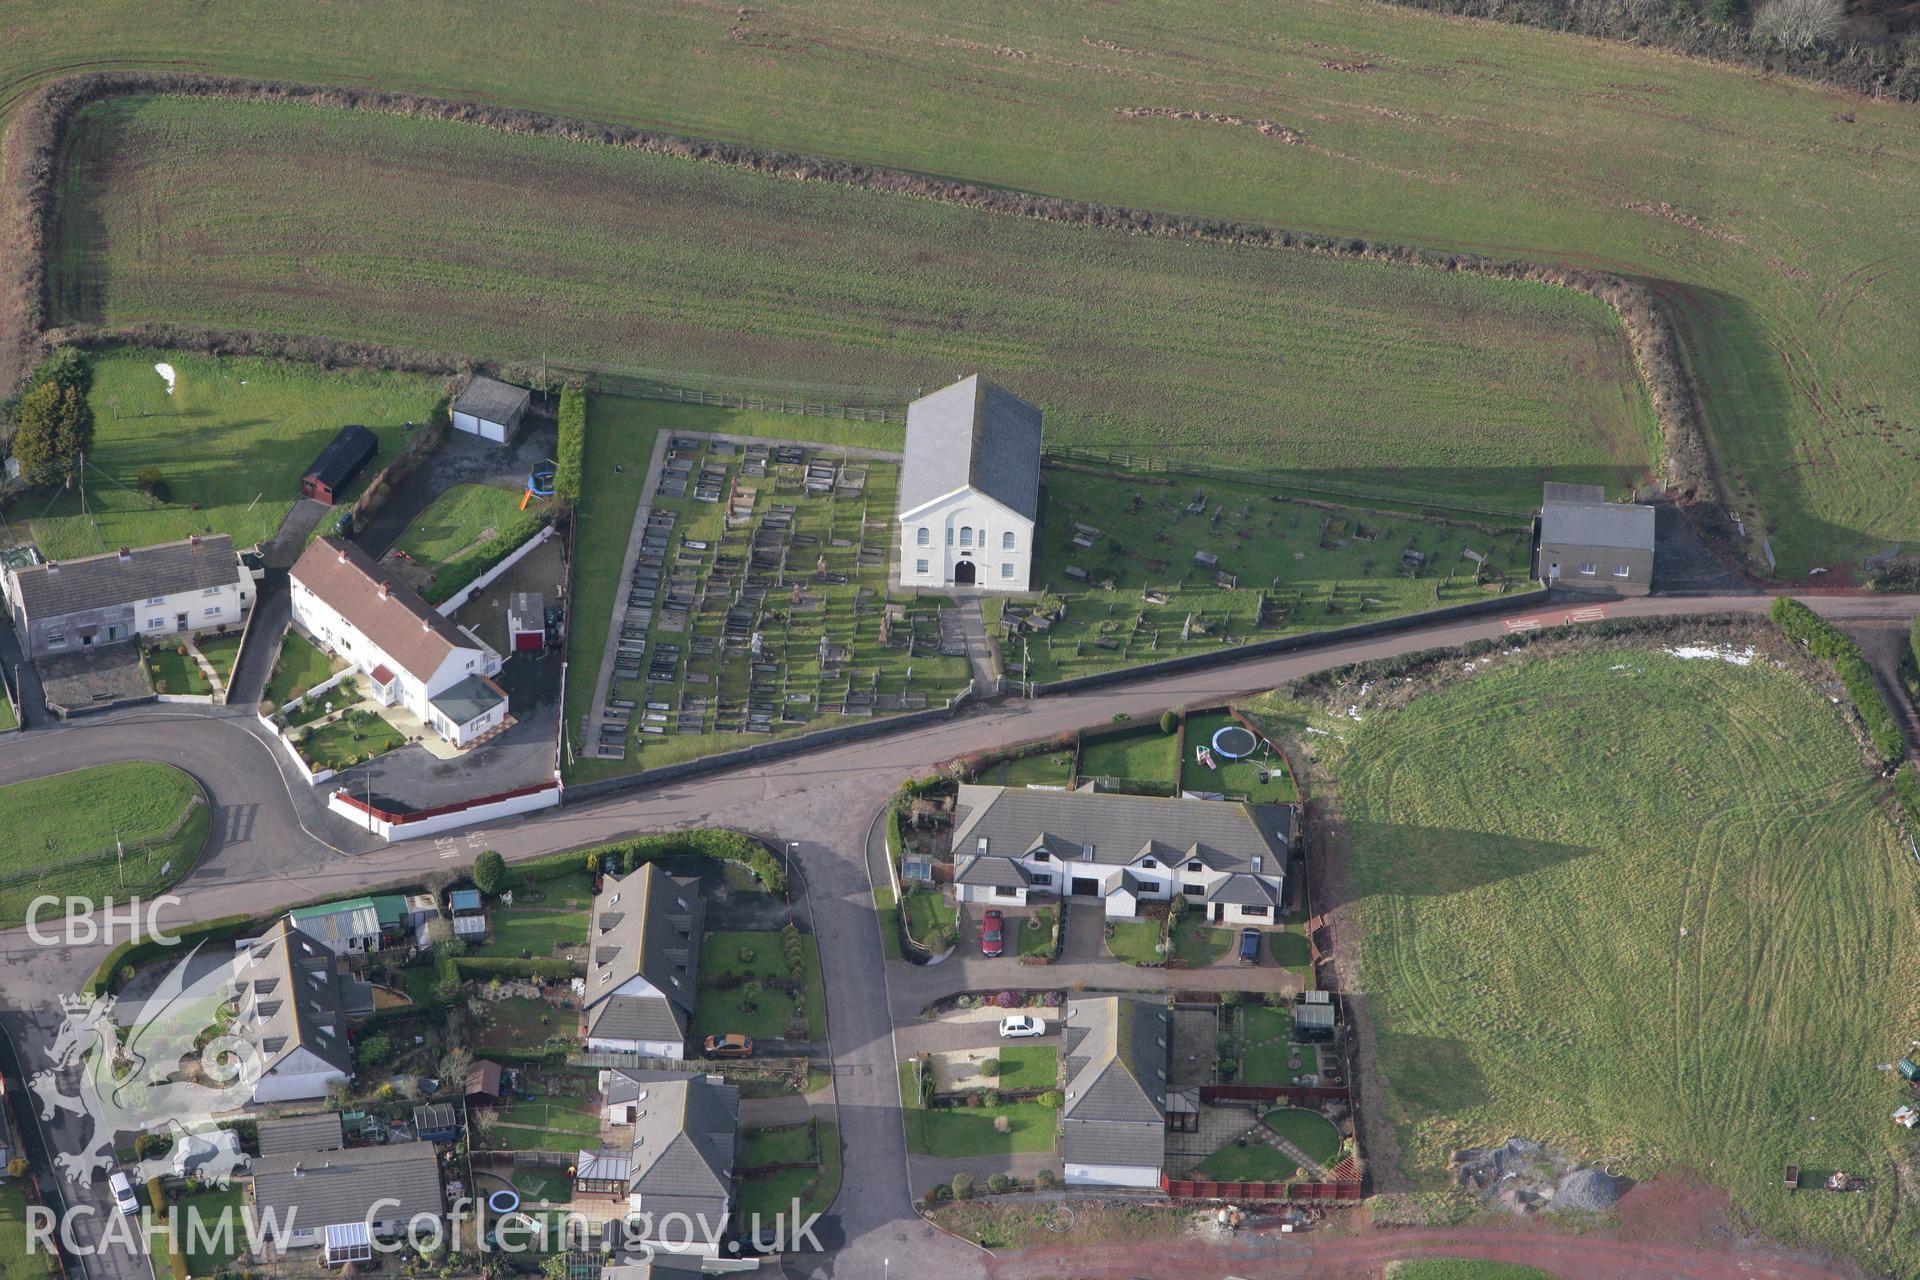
left=440, top=1045, right=473, bottom=1086
left=357, top=1033, right=393, bottom=1067
left=472, top=850, right=508, bottom=895
left=10, top=381, right=94, bottom=487
left=950, top=1172, right=975, bottom=1201
left=1753, top=0, right=1842, bottom=46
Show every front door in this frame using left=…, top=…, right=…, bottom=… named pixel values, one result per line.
left=954, top=559, right=976, bottom=585
left=176, top=612, right=189, bottom=630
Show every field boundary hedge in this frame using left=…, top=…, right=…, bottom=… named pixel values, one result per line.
left=3, top=72, right=1731, bottom=560
left=1768, top=597, right=1907, bottom=766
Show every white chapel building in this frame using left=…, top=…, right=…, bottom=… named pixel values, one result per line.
left=896, top=376, right=1042, bottom=592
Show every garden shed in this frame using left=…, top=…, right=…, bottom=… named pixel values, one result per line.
left=300, top=425, right=378, bottom=504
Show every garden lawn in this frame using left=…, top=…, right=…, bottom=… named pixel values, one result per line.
left=1077, top=723, right=1179, bottom=792
left=902, top=887, right=956, bottom=950
left=703, top=931, right=794, bottom=979
left=0, top=697, right=15, bottom=732
left=25, top=349, right=439, bottom=560
left=1180, top=710, right=1296, bottom=803
left=737, top=1122, right=840, bottom=1225
left=740, top=1122, right=816, bottom=1168
left=172, top=1187, right=243, bottom=1276
left=1240, top=1004, right=1298, bottom=1088
left=872, top=884, right=903, bottom=961
left=998, top=749, right=1075, bottom=788
left=1271, top=924, right=1313, bottom=976
left=0, top=1182, right=55, bottom=1280
left=1105, top=921, right=1163, bottom=966
left=263, top=629, right=341, bottom=709
left=297, top=708, right=405, bottom=771
left=1263, top=1107, right=1343, bottom=1168
left=193, top=632, right=244, bottom=687
left=472, top=996, right=568, bottom=1056
left=472, top=875, right=592, bottom=959
left=1194, top=1140, right=1300, bottom=1183
left=496, top=1099, right=598, bottom=1137
left=1016, top=907, right=1056, bottom=958
left=511, top=1168, right=573, bottom=1207
left=395, top=482, right=526, bottom=568
left=904, top=1098, right=1059, bottom=1157
left=693, top=982, right=798, bottom=1043
left=993, top=1045, right=1057, bottom=1090
left=1168, top=922, right=1233, bottom=968
left=144, top=642, right=210, bottom=696
left=0, top=762, right=207, bottom=927
left=1312, top=647, right=1920, bottom=1271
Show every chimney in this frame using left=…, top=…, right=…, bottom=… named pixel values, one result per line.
left=189, top=534, right=200, bottom=546
left=337, top=549, right=349, bottom=564
left=44, top=562, right=57, bottom=575
left=117, top=547, right=131, bottom=562
left=378, top=581, right=392, bottom=601
left=292, top=1164, right=303, bottom=1178
left=422, top=618, right=432, bottom=632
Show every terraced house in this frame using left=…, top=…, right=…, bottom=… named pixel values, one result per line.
left=950, top=784, right=1293, bottom=925
left=230, top=920, right=372, bottom=1104
left=580, top=865, right=705, bottom=1057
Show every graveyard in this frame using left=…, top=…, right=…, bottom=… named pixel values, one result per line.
left=582, top=435, right=972, bottom=767
left=995, top=465, right=1535, bottom=686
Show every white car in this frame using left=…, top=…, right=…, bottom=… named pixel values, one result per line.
left=999, top=1014, right=1045, bottom=1039
left=108, top=1171, right=141, bottom=1217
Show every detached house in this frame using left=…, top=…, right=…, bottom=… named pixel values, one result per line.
left=949, top=784, right=1292, bottom=926
left=575, top=1071, right=740, bottom=1253
left=1061, top=995, right=1172, bottom=1188
left=230, top=921, right=372, bottom=1104
left=896, top=376, right=1041, bottom=592
left=580, top=865, right=704, bottom=1058
left=290, top=537, right=507, bottom=747
left=1, top=534, right=249, bottom=659
left=249, top=1141, right=443, bottom=1264
left=1531, top=481, right=1656, bottom=596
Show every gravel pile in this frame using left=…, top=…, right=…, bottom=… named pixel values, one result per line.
left=1553, top=1167, right=1624, bottom=1212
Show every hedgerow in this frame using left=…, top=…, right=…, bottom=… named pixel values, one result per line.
left=1770, top=597, right=1906, bottom=765
left=554, top=384, right=585, bottom=503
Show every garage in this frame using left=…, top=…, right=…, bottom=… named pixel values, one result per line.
left=451, top=376, right=532, bottom=444
left=1070, top=876, right=1101, bottom=897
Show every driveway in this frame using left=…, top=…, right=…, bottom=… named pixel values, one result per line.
left=354, top=419, right=560, bottom=557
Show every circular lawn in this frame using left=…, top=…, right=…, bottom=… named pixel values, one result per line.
left=1261, top=1106, right=1343, bottom=1169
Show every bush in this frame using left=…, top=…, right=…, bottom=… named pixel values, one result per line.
left=1770, top=597, right=1906, bottom=763
left=1037, top=1090, right=1062, bottom=1109
left=357, top=1033, right=393, bottom=1067
left=928, top=1183, right=952, bottom=1202
left=472, top=850, right=508, bottom=895
left=950, top=1172, right=975, bottom=1200
left=1158, top=708, right=1178, bottom=735
left=987, top=1173, right=1015, bottom=1193
left=136, top=464, right=171, bottom=502
left=554, top=385, right=585, bottom=503
left=978, top=1057, right=1000, bottom=1078
left=991, top=1115, right=1011, bottom=1135
left=1036, top=1168, right=1060, bottom=1189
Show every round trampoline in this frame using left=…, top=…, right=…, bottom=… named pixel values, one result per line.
left=1211, top=724, right=1259, bottom=759
left=487, top=1189, right=521, bottom=1216
left=525, top=468, right=557, bottom=498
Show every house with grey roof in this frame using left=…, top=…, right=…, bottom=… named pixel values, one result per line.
left=248, top=1140, right=443, bottom=1263
left=948, top=784, right=1291, bottom=927
left=897, top=375, right=1041, bottom=592
left=230, top=920, right=369, bottom=1104
left=1531, top=481, right=1655, bottom=595
left=0, top=534, right=249, bottom=659
left=1061, top=995, right=1172, bottom=1188
left=579, top=865, right=704, bottom=1057
left=574, top=1071, right=740, bottom=1253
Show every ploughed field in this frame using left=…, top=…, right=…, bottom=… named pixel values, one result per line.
left=50, top=94, right=1653, bottom=516
left=1301, top=649, right=1920, bottom=1270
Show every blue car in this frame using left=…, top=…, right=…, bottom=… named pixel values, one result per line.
left=1238, top=928, right=1262, bottom=965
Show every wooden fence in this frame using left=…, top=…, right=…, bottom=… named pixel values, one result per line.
left=1161, top=1173, right=1362, bottom=1203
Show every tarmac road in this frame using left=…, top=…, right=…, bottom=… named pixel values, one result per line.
left=2, top=589, right=1916, bottom=1280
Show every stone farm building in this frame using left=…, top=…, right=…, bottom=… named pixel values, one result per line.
left=0, top=534, right=249, bottom=659
left=896, top=375, right=1041, bottom=592
left=579, top=864, right=704, bottom=1057
left=1061, top=995, right=1173, bottom=1188
left=451, top=376, right=532, bottom=443
left=950, top=784, right=1292, bottom=926
left=1531, top=481, right=1655, bottom=595
left=290, top=537, right=508, bottom=746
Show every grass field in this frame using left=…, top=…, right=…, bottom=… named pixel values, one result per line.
left=19, top=349, right=439, bottom=559
left=0, top=762, right=208, bottom=925
left=14, top=0, right=1919, bottom=569
left=47, top=94, right=1655, bottom=520
left=1313, top=648, right=1920, bottom=1270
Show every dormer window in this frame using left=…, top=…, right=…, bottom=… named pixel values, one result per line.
left=1032, top=850, right=1051, bottom=862
left=1252, top=856, right=1263, bottom=874
left=1187, top=860, right=1203, bottom=872
left=1081, top=843, right=1094, bottom=861
left=1141, top=857, right=1157, bottom=869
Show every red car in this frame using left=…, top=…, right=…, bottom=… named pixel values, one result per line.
left=981, top=909, right=1005, bottom=957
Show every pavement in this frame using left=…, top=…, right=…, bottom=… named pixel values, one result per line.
left=2, top=588, right=1917, bottom=1280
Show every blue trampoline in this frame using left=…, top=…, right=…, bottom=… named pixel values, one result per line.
left=1211, top=725, right=1258, bottom=759
left=526, top=468, right=556, bottom=498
